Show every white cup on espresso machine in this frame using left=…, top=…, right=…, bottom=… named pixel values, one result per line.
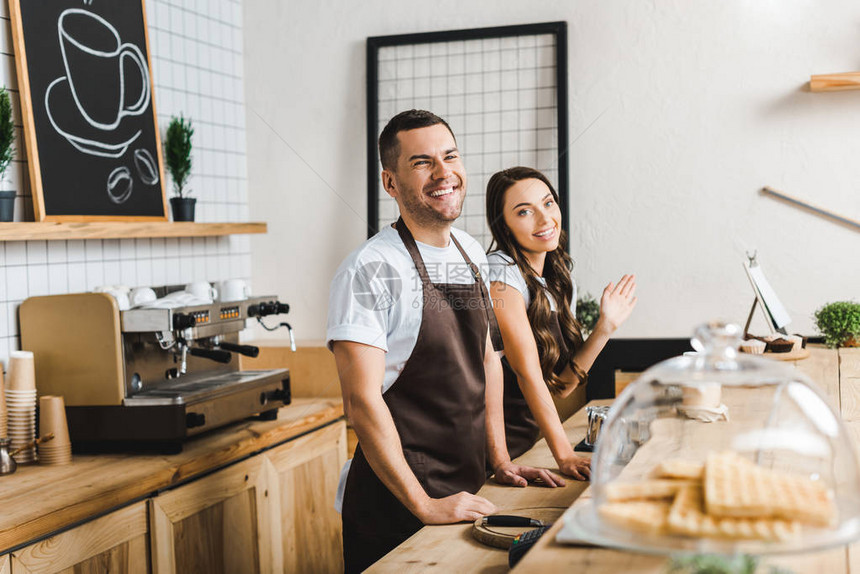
left=185, top=281, right=217, bottom=301
left=218, top=279, right=251, bottom=302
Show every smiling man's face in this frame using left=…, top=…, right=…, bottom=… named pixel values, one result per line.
left=382, top=123, right=466, bottom=228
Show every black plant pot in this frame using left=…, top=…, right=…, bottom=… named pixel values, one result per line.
left=0, top=190, right=15, bottom=222
left=170, top=197, right=196, bottom=222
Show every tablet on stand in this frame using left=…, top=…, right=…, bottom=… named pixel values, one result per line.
left=742, top=252, right=791, bottom=338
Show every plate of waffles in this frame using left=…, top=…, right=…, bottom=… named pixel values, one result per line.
left=559, top=452, right=860, bottom=555
left=557, top=322, right=860, bottom=555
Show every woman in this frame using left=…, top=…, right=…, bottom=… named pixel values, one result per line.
left=486, top=167, right=637, bottom=480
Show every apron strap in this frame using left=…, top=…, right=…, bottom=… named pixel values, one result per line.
left=395, top=218, right=432, bottom=286
left=450, top=234, right=504, bottom=352
left=395, top=217, right=503, bottom=352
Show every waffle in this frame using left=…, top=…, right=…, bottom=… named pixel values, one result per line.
left=654, top=459, right=704, bottom=480
left=704, top=452, right=836, bottom=527
left=668, top=484, right=800, bottom=541
left=600, top=500, right=672, bottom=535
left=605, top=479, right=697, bottom=502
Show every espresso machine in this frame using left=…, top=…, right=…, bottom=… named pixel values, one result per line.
left=19, top=286, right=293, bottom=452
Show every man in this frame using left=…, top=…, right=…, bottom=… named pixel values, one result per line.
left=327, top=110, right=564, bottom=573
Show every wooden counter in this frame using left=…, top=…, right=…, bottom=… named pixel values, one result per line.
left=368, top=399, right=599, bottom=572
left=371, top=347, right=860, bottom=573
left=0, top=397, right=343, bottom=554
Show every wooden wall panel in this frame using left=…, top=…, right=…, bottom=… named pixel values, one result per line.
left=241, top=343, right=341, bottom=398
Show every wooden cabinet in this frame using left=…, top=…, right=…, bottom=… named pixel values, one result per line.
left=0, top=406, right=346, bottom=574
left=10, top=502, right=149, bottom=574
left=266, top=420, right=347, bottom=573
left=148, top=420, right=346, bottom=574
left=149, top=456, right=279, bottom=574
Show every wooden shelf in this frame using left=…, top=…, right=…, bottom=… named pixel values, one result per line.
left=810, top=72, right=860, bottom=92
left=0, top=221, right=267, bottom=241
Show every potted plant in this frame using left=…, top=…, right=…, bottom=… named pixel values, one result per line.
left=0, top=86, right=15, bottom=222
left=668, top=553, right=790, bottom=574
left=165, top=115, right=195, bottom=221
left=814, top=301, right=860, bottom=348
left=576, top=293, right=600, bottom=338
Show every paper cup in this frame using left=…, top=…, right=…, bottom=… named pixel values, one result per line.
left=39, top=448, right=72, bottom=456
left=39, top=395, right=71, bottom=445
left=40, top=454, right=72, bottom=460
left=0, top=365, right=6, bottom=421
left=6, top=393, right=36, bottom=398
left=39, top=451, right=71, bottom=458
left=7, top=351, right=35, bottom=391
left=38, top=438, right=72, bottom=464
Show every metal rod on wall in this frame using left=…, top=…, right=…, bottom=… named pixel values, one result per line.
left=761, top=186, right=860, bottom=232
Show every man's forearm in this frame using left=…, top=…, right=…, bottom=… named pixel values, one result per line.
left=333, top=341, right=431, bottom=517
left=348, top=394, right=431, bottom=516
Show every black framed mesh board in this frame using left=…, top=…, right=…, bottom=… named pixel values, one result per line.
left=367, top=22, right=569, bottom=248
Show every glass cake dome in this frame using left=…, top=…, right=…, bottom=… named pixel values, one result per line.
left=559, top=322, right=860, bottom=555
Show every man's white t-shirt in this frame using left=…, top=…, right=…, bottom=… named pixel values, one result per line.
left=326, top=224, right=491, bottom=394
left=486, top=250, right=578, bottom=313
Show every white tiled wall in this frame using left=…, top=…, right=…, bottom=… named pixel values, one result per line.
left=0, top=0, right=250, bottom=364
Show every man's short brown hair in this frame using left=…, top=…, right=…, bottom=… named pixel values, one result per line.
left=378, top=110, right=456, bottom=171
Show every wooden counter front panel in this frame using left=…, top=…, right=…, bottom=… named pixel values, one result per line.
left=241, top=343, right=342, bottom=398
left=11, top=502, right=149, bottom=574
left=149, top=456, right=280, bottom=574
left=267, top=421, right=347, bottom=573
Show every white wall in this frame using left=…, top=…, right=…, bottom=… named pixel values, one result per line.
left=0, top=0, right=251, bottom=364
left=244, top=0, right=860, bottom=342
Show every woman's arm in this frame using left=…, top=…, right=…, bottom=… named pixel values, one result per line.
left=490, top=281, right=590, bottom=480
left=555, top=274, right=638, bottom=398
left=483, top=330, right=565, bottom=488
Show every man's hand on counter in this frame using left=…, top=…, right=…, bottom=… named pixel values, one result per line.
left=492, top=461, right=566, bottom=488
left=415, top=491, right=498, bottom=524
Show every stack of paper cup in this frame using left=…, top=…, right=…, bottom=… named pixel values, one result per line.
left=6, top=351, right=37, bottom=463
left=38, top=395, right=72, bottom=465
left=0, top=366, right=7, bottom=438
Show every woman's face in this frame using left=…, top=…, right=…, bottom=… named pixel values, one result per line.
left=501, top=178, right=562, bottom=255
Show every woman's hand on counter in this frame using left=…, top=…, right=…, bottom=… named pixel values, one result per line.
left=415, top=491, right=497, bottom=525
left=558, top=455, right=591, bottom=481
left=492, top=461, right=566, bottom=488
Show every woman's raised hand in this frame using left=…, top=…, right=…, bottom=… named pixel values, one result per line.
left=597, top=274, right=637, bottom=334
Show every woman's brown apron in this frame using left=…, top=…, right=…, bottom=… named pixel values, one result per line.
left=342, top=218, right=500, bottom=573
left=501, top=311, right=571, bottom=460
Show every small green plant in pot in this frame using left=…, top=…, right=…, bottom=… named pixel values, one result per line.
left=576, top=293, right=600, bottom=338
left=165, top=115, right=195, bottom=221
left=814, top=301, right=860, bottom=348
left=0, top=87, right=16, bottom=222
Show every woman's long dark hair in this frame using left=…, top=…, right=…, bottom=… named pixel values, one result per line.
left=486, top=167, right=583, bottom=395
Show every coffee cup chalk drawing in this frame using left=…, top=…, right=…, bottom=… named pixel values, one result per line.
left=9, top=0, right=167, bottom=220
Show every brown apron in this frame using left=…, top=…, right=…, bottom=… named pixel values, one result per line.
left=342, top=218, right=501, bottom=573
left=502, top=310, right=572, bottom=460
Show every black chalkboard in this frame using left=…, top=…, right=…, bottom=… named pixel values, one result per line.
left=10, top=0, right=167, bottom=221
